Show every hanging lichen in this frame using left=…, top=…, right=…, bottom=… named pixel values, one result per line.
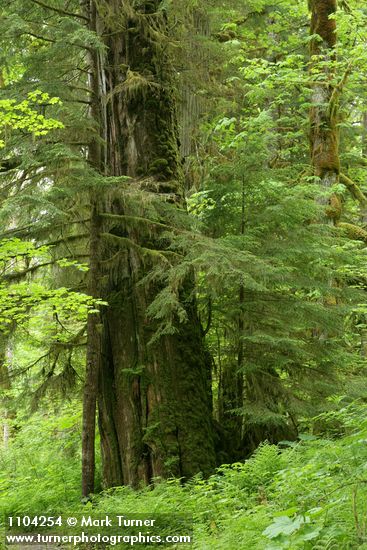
left=86, top=0, right=216, bottom=488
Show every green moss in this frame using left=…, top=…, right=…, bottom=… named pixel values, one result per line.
left=148, top=158, right=170, bottom=176
left=338, top=222, right=367, bottom=243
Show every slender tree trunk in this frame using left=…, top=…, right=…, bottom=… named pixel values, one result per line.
left=81, top=0, right=105, bottom=498
left=0, top=333, right=11, bottom=448
left=83, top=0, right=216, bottom=490
left=82, top=204, right=103, bottom=496
left=218, top=180, right=244, bottom=458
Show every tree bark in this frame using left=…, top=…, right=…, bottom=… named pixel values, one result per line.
left=309, top=0, right=340, bottom=222
left=83, top=0, right=216, bottom=490
left=81, top=0, right=104, bottom=498
left=82, top=203, right=102, bottom=496
left=0, top=333, right=12, bottom=449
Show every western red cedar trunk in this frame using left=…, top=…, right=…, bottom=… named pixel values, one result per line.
left=82, top=0, right=216, bottom=491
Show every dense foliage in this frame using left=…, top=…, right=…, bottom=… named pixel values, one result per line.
left=2, top=401, right=367, bottom=548
left=1, top=0, right=367, bottom=548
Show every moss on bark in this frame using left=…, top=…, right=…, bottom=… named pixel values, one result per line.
left=87, top=0, right=216, bottom=488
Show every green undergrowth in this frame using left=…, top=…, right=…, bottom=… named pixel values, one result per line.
left=2, top=402, right=367, bottom=548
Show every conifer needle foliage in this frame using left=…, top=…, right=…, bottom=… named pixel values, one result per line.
left=1, top=1, right=367, bottom=546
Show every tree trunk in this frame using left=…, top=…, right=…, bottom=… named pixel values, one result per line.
left=0, top=333, right=11, bottom=449
left=81, top=0, right=105, bottom=497
left=309, top=0, right=340, bottom=223
left=83, top=0, right=216, bottom=490
left=82, top=204, right=102, bottom=496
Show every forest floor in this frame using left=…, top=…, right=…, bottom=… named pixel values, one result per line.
left=1, top=401, right=367, bottom=548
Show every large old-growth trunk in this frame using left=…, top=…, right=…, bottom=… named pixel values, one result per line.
left=82, top=0, right=216, bottom=493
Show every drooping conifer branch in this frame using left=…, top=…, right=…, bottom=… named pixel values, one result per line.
left=29, top=0, right=89, bottom=21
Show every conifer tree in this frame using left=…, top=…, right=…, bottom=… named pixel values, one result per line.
left=0, top=0, right=217, bottom=495
left=177, top=0, right=367, bottom=457
left=3, top=0, right=367, bottom=497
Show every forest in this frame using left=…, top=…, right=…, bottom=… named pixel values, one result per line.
left=1, top=0, right=367, bottom=548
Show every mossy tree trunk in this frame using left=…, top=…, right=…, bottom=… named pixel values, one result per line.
left=309, top=0, right=340, bottom=223
left=82, top=0, right=216, bottom=492
left=308, top=2, right=367, bottom=364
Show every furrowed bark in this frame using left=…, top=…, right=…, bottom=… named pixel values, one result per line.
left=83, top=0, right=216, bottom=489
